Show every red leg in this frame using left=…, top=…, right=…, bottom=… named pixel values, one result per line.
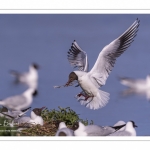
left=85, top=96, right=90, bottom=100
left=77, top=92, right=94, bottom=101
left=77, top=93, right=84, bottom=97
left=84, top=96, right=94, bottom=101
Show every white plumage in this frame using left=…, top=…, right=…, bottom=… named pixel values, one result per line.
left=65, top=19, right=140, bottom=110
left=119, top=75, right=150, bottom=100
left=16, top=107, right=45, bottom=126
left=10, top=63, right=39, bottom=90
left=0, top=88, right=37, bottom=111
left=108, top=121, right=137, bottom=136
left=55, top=122, right=74, bottom=136
left=74, top=122, right=125, bottom=136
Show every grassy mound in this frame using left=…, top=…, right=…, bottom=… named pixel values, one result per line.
left=0, top=106, right=93, bottom=136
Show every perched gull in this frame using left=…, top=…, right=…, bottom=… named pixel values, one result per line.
left=0, top=88, right=37, bottom=111
left=0, top=106, right=31, bottom=119
left=108, top=121, right=137, bottom=136
left=73, top=122, right=125, bottom=136
left=62, top=18, right=140, bottom=110
left=55, top=122, right=74, bottom=136
left=119, top=76, right=150, bottom=100
left=16, top=107, right=45, bottom=126
left=10, top=63, right=39, bottom=90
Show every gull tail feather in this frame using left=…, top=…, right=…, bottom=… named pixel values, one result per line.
left=9, top=70, right=21, bottom=84
left=76, top=90, right=110, bottom=110
left=10, top=70, right=20, bottom=77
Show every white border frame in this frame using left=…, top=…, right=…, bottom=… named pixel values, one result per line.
left=0, top=0, right=150, bottom=142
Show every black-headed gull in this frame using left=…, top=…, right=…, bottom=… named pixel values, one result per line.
left=73, top=122, right=125, bottom=136
left=64, top=19, right=140, bottom=110
left=10, top=63, right=39, bottom=90
left=55, top=122, right=74, bottom=136
left=16, top=107, right=45, bottom=126
left=108, top=121, right=137, bottom=136
left=0, top=88, right=37, bottom=111
left=119, top=76, right=150, bottom=100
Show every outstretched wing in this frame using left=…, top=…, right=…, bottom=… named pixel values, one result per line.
left=89, top=18, right=140, bottom=88
left=67, top=40, right=89, bottom=72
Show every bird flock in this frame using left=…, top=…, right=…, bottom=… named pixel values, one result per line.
left=0, top=18, right=146, bottom=136
left=55, top=121, right=137, bottom=136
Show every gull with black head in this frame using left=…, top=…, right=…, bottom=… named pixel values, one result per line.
left=16, top=106, right=45, bottom=126
left=55, top=19, right=140, bottom=110
left=108, top=121, right=137, bottom=136
left=73, top=122, right=125, bottom=136
left=10, top=63, right=39, bottom=91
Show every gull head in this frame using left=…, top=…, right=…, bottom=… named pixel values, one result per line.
left=58, top=132, right=67, bottom=136
left=130, top=120, right=138, bottom=128
left=32, top=89, right=38, bottom=97
left=72, top=122, right=79, bottom=131
left=65, top=72, right=78, bottom=87
left=32, top=63, right=40, bottom=70
left=32, top=107, right=45, bottom=116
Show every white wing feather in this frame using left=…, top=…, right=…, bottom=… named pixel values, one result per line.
left=89, top=18, right=140, bottom=88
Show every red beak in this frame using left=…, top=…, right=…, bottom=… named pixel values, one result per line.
left=64, top=79, right=72, bottom=87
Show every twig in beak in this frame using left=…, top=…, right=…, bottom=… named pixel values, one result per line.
left=53, top=85, right=65, bottom=88
left=54, top=82, right=74, bottom=88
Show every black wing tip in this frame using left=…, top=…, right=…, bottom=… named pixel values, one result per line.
left=136, top=18, right=140, bottom=24
left=136, top=18, right=140, bottom=22
left=72, top=40, right=76, bottom=44
left=111, top=124, right=126, bottom=131
left=21, top=107, right=32, bottom=112
left=72, top=40, right=76, bottom=46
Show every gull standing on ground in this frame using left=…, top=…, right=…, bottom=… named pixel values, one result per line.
left=59, top=19, right=140, bottom=110
left=119, top=76, right=150, bottom=100
left=0, top=88, right=37, bottom=111
left=108, top=121, right=137, bottom=136
left=10, top=63, right=39, bottom=91
left=55, top=122, right=74, bottom=136
left=16, top=107, right=45, bottom=126
left=73, top=122, right=125, bottom=136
